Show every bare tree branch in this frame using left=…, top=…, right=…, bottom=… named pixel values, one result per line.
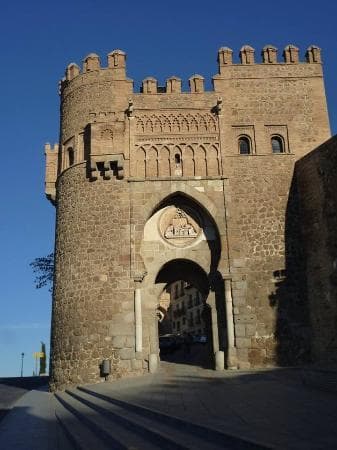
left=30, top=253, right=54, bottom=292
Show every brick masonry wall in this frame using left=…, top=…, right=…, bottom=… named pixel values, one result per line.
left=224, top=154, right=310, bottom=367
left=296, top=136, right=337, bottom=364
left=50, top=164, right=143, bottom=391
left=47, top=47, right=333, bottom=388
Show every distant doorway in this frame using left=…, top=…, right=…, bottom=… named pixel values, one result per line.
left=155, top=260, right=213, bottom=368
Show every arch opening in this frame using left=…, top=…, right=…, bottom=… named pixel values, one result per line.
left=155, top=259, right=214, bottom=369
left=141, top=191, right=227, bottom=372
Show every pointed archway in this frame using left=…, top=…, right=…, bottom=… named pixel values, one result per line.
left=137, top=189, right=231, bottom=372
left=155, top=259, right=214, bottom=368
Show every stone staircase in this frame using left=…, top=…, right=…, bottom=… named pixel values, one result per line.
left=301, top=367, right=337, bottom=394
left=54, top=386, right=270, bottom=450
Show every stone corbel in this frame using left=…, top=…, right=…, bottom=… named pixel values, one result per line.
left=89, top=156, right=124, bottom=180
left=215, top=97, right=223, bottom=115
left=103, top=160, right=112, bottom=179
left=126, top=99, right=134, bottom=118
left=134, top=271, right=147, bottom=284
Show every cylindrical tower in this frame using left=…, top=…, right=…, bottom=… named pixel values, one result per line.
left=49, top=51, right=142, bottom=391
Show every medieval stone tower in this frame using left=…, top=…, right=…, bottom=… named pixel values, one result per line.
left=45, top=44, right=332, bottom=391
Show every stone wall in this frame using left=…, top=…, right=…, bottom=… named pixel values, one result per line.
left=296, top=136, right=337, bottom=364
left=46, top=44, right=332, bottom=389
left=224, top=155, right=310, bottom=367
left=50, top=164, right=141, bottom=391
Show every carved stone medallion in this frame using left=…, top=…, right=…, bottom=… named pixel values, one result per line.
left=159, top=206, right=201, bottom=247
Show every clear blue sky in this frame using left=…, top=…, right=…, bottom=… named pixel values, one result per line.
left=0, top=0, right=336, bottom=377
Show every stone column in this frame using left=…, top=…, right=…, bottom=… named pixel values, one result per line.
left=149, top=310, right=159, bottom=373
left=134, top=287, right=142, bottom=353
left=208, top=291, right=224, bottom=370
left=224, top=278, right=238, bottom=369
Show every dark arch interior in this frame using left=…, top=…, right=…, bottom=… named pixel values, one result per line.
left=68, top=147, right=74, bottom=166
left=155, top=259, right=210, bottom=294
left=156, top=259, right=213, bottom=368
left=239, top=136, right=251, bottom=154
left=271, top=136, right=284, bottom=153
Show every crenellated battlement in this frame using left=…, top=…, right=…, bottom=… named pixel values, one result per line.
left=44, top=143, right=58, bottom=204
left=61, top=45, right=322, bottom=95
left=46, top=41, right=329, bottom=199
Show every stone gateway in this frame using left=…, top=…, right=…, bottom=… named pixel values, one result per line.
left=45, top=44, right=337, bottom=391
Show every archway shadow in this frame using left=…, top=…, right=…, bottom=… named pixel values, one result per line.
left=155, top=260, right=228, bottom=370
left=269, top=172, right=311, bottom=365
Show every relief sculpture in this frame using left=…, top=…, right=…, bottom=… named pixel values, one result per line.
left=164, top=208, right=198, bottom=239
left=160, top=206, right=201, bottom=247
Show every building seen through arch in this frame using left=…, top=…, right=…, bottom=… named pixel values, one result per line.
left=158, top=280, right=211, bottom=366
left=158, top=281, right=207, bottom=338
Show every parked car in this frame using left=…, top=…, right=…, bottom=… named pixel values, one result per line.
left=159, top=334, right=178, bottom=354
left=193, top=335, right=207, bottom=344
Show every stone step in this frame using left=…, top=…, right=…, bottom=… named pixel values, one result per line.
left=56, top=390, right=187, bottom=450
left=77, top=386, right=270, bottom=450
left=55, top=393, right=111, bottom=450
left=69, top=387, right=227, bottom=450
left=302, top=369, right=337, bottom=394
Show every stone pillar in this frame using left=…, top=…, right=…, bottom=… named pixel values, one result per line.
left=134, top=287, right=142, bottom=353
left=208, top=291, right=224, bottom=370
left=224, top=278, right=238, bottom=369
left=149, top=309, right=159, bottom=373
left=149, top=353, right=158, bottom=373
left=208, top=291, right=219, bottom=351
left=215, top=350, right=224, bottom=371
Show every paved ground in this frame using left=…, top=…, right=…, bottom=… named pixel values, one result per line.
left=89, top=361, right=337, bottom=449
left=0, top=376, right=48, bottom=422
left=0, top=383, right=27, bottom=421
left=0, top=353, right=337, bottom=449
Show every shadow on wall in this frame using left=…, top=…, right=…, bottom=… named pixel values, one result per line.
left=269, top=173, right=312, bottom=366
left=293, top=139, right=337, bottom=364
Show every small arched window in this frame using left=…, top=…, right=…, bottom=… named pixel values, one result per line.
left=173, top=149, right=182, bottom=176
left=271, top=136, right=284, bottom=154
left=238, top=136, right=251, bottom=155
left=68, top=147, right=74, bottom=166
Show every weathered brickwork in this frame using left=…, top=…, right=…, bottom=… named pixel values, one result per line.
left=45, top=44, right=333, bottom=390
left=296, top=136, right=337, bottom=364
left=51, top=165, right=140, bottom=390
